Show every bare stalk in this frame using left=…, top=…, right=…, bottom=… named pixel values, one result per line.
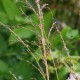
left=9, top=71, right=18, bottom=80
left=54, top=22, right=70, bottom=57
left=35, top=0, right=49, bottom=80
left=54, top=22, right=75, bottom=72
left=78, top=0, right=80, bottom=16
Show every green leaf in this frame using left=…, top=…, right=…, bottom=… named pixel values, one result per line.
left=44, top=10, right=56, bottom=35
left=0, top=12, right=8, bottom=24
left=52, top=27, right=70, bottom=49
left=61, top=27, right=70, bottom=40
left=58, top=67, right=68, bottom=80
left=48, top=65, right=54, bottom=73
left=76, top=63, right=80, bottom=71
left=66, top=29, right=79, bottom=39
left=0, top=60, right=9, bottom=73
left=1, top=0, right=20, bottom=20
left=15, top=16, right=32, bottom=24
left=0, top=34, right=7, bottom=53
left=51, top=50, right=60, bottom=58
left=9, top=26, right=35, bottom=44
left=33, top=48, right=43, bottom=61
left=31, top=14, right=39, bottom=24
left=12, top=61, right=32, bottom=80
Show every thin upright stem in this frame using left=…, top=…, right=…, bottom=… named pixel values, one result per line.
left=35, top=0, right=49, bottom=80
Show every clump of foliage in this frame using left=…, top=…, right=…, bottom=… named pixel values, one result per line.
left=0, top=0, right=80, bottom=80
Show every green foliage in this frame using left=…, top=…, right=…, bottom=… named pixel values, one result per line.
left=66, top=29, right=79, bottom=39
left=44, top=10, right=56, bottom=35
left=12, top=61, right=32, bottom=80
left=0, top=34, right=7, bottom=53
left=1, top=0, right=20, bottom=20
left=9, top=26, right=35, bottom=44
left=0, top=0, right=80, bottom=80
left=0, top=60, right=9, bottom=74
